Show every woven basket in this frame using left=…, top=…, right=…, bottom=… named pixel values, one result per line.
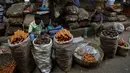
left=117, top=41, right=130, bottom=57
left=74, top=43, right=104, bottom=67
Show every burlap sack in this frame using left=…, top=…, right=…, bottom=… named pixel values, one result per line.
left=65, top=5, right=79, bottom=15
left=9, top=38, right=36, bottom=73
left=53, top=40, right=75, bottom=72
left=106, top=16, right=118, bottom=22
left=68, top=22, right=79, bottom=29
left=6, top=3, right=26, bottom=17
left=32, top=38, right=52, bottom=73
left=65, top=15, right=78, bottom=22
left=117, top=15, right=127, bottom=22
left=78, top=8, right=89, bottom=21
left=6, top=26, right=22, bottom=35
left=8, top=18, right=23, bottom=26
left=100, top=33, right=119, bottom=58
left=23, top=14, right=34, bottom=29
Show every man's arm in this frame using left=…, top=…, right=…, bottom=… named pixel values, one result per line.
left=28, top=24, right=33, bottom=34
left=28, top=24, right=37, bottom=34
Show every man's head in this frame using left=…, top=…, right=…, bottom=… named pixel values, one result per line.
left=35, top=15, right=41, bottom=25
left=96, top=6, right=103, bottom=13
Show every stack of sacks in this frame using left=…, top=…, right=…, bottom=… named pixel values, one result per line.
left=6, top=3, right=26, bottom=35
left=63, top=2, right=89, bottom=29
left=104, top=3, right=127, bottom=22
left=104, top=11, right=118, bottom=22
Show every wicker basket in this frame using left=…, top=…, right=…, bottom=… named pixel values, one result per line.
left=117, top=41, right=130, bottom=57
left=74, top=43, right=104, bottom=67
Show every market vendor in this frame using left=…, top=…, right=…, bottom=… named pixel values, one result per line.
left=90, top=6, right=104, bottom=37
left=28, top=15, right=44, bottom=40
left=90, top=6, right=104, bottom=23
left=28, top=15, right=44, bottom=35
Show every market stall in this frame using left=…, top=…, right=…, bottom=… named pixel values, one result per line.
left=0, top=0, right=130, bottom=73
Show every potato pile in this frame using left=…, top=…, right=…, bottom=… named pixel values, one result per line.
left=102, top=28, right=118, bottom=37
left=34, top=33, right=50, bottom=45
left=10, top=30, right=28, bottom=44
left=55, top=29, right=71, bottom=42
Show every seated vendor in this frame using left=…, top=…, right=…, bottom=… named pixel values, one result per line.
left=90, top=6, right=104, bottom=23
left=28, top=15, right=44, bottom=35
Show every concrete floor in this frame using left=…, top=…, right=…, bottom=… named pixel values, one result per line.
left=51, top=56, right=130, bottom=73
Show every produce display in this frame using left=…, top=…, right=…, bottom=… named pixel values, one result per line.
left=83, top=53, right=96, bottom=63
left=55, top=29, right=72, bottom=42
left=74, top=44, right=101, bottom=63
left=118, top=39, right=129, bottom=47
left=102, top=28, right=118, bottom=37
left=0, top=61, right=16, bottom=73
left=117, top=38, right=130, bottom=57
left=34, top=33, right=50, bottom=45
left=118, top=39, right=125, bottom=46
left=10, top=30, right=28, bottom=44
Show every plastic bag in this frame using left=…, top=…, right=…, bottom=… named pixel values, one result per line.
left=32, top=38, right=52, bottom=73
left=78, top=44, right=100, bottom=60
left=9, top=37, right=36, bottom=73
left=46, top=25, right=63, bottom=37
left=6, top=3, right=26, bottom=17
left=53, top=40, right=75, bottom=72
left=113, top=22, right=124, bottom=33
left=105, top=0, right=115, bottom=7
